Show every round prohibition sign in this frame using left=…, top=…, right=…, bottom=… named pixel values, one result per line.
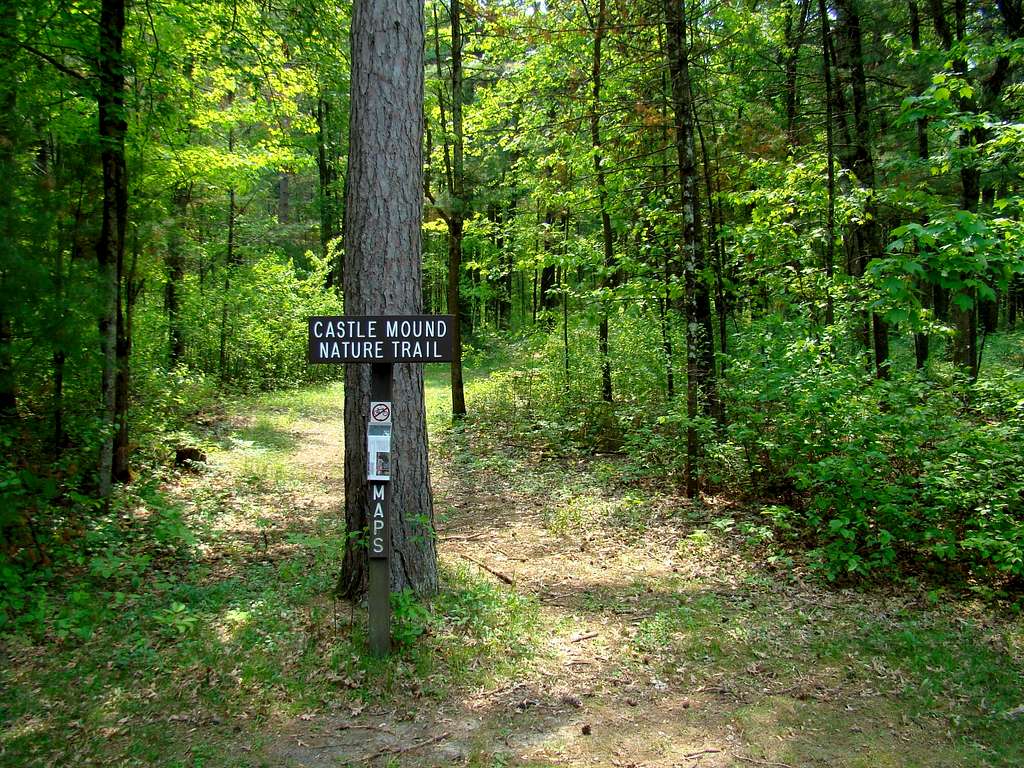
left=371, top=402, right=392, bottom=423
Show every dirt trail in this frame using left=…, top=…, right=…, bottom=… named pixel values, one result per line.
left=256, top=408, right=990, bottom=768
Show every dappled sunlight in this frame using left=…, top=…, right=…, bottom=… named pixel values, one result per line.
left=6, top=377, right=1022, bottom=767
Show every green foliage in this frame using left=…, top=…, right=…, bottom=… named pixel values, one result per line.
left=181, top=252, right=343, bottom=391
left=387, top=566, right=540, bottom=664
left=0, top=477, right=195, bottom=635
left=717, top=322, right=1024, bottom=582
left=467, top=313, right=1024, bottom=586
left=390, top=588, right=431, bottom=647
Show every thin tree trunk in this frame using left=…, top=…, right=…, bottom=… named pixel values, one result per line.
left=835, top=0, right=889, bottom=378
left=783, top=0, right=811, bottom=148
left=166, top=185, right=188, bottom=367
left=0, top=0, right=15, bottom=423
left=278, top=109, right=291, bottom=229
left=431, top=0, right=467, bottom=417
left=219, top=126, right=237, bottom=383
left=931, top=0, right=979, bottom=375
left=493, top=204, right=513, bottom=328
left=563, top=266, right=570, bottom=389
left=53, top=236, right=66, bottom=452
left=448, top=0, right=467, bottom=417
left=657, top=23, right=676, bottom=399
left=664, top=0, right=710, bottom=497
left=909, top=0, right=931, bottom=368
left=540, top=264, right=558, bottom=314
left=954, top=0, right=979, bottom=376
left=97, top=0, right=128, bottom=497
left=50, top=150, right=66, bottom=452
left=532, top=267, right=538, bottom=324
left=820, top=0, right=836, bottom=327
left=114, top=226, right=139, bottom=483
left=588, top=0, right=615, bottom=404
left=338, top=0, right=437, bottom=598
left=695, top=113, right=724, bottom=421
left=709, top=120, right=729, bottom=370
left=317, top=97, right=336, bottom=266
left=218, top=182, right=236, bottom=382
left=1009, top=275, right=1021, bottom=329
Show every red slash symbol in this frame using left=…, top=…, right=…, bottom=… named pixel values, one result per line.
left=372, top=403, right=391, bottom=422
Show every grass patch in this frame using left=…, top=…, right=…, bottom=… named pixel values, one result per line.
left=1, top=375, right=545, bottom=767
left=623, top=586, right=1024, bottom=767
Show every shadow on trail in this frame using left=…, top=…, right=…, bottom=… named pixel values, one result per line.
left=259, top=389, right=1024, bottom=768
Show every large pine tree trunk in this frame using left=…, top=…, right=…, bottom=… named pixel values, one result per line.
left=97, top=0, right=128, bottom=497
left=338, top=0, right=438, bottom=598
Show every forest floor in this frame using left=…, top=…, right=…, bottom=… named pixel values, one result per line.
left=3, top=367, right=1024, bottom=767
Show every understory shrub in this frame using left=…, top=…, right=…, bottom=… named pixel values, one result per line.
left=467, top=315, right=1024, bottom=585
left=720, top=321, right=1024, bottom=582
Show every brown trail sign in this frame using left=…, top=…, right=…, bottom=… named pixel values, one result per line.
left=308, top=315, right=454, bottom=364
left=309, top=315, right=453, bottom=656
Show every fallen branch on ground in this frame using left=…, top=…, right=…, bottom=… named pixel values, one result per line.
left=361, top=731, right=451, bottom=762
left=732, top=753, right=794, bottom=768
left=460, top=554, right=515, bottom=584
left=683, top=748, right=722, bottom=759
left=440, top=532, right=486, bottom=542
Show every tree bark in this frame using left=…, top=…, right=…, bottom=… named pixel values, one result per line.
left=819, top=0, right=836, bottom=327
left=783, top=0, right=811, bottom=149
left=835, top=0, right=889, bottom=378
left=429, top=0, right=467, bottom=417
left=0, top=0, right=17, bottom=424
left=447, top=0, right=467, bottom=417
left=589, top=0, right=615, bottom=404
left=219, top=125, right=237, bottom=383
left=166, top=185, right=189, bottom=367
left=909, top=0, right=930, bottom=368
left=97, top=0, right=128, bottom=497
left=664, top=0, right=713, bottom=497
left=317, top=96, right=337, bottom=269
left=338, top=0, right=437, bottom=598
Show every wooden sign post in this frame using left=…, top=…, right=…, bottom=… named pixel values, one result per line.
left=308, top=315, right=454, bottom=656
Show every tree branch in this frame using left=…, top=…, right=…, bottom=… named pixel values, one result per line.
left=20, top=42, right=90, bottom=83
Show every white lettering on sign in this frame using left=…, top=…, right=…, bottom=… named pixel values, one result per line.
left=385, top=319, right=448, bottom=339
left=318, top=340, right=385, bottom=360
left=370, top=482, right=387, bottom=557
left=308, top=315, right=454, bottom=363
left=390, top=340, right=443, bottom=359
left=318, top=319, right=378, bottom=339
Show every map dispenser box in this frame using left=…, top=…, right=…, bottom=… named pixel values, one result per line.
left=367, top=400, right=392, bottom=482
left=367, top=424, right=391, bottom=481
